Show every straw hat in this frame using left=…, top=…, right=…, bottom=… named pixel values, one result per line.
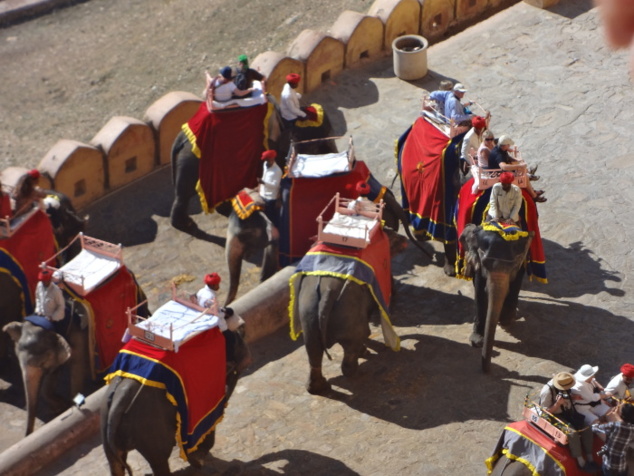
left=553, top=372, right=575, bottom=391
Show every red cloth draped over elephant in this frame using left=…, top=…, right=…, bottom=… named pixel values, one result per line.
left=0, top=209, right=57, bottom=315
left=183, top=102, right=272, bottom=213
left=455, top=177, right=547, bottom=283
left=106, top=327, right=226, bottom=460
left=279, top=161, right=371, bottom=266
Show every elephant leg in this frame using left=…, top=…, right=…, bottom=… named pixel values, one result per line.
left=341, top=339, right=365, bottom=378
left=482, top=271, right=511, bottom=373
left=170, top=153, right=199, bottom=230
left=443, top=242, right=457, bottom=277
left=304, top=325, right=330, bottom=395
left=187, top=431, right=215, bottom=468
left=22, top=364, right=44, bottom=436
left=225, top=234, right=245, bottom=305
left=470, top=271, right=488, bottom=348
left=40, top=366, right=68, bottom=415
left=499, top=269, right=525, bottom=326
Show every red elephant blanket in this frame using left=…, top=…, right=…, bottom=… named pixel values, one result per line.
left=105, top=328, right=227, bottom=460
left=485, top=420, right=602, bottom=476
left=183, top=101, right=273, bottom=213
left=0, top=209, right=57, bottom=315
left=279, top=160, right=372, bottom=266
left=455, top=178, right=547, bottom=283
left=288, top=227, right=399, bottom=351
left=64, top=266, right=144, bottom=375
left=396, top=116, right=463, bottom=244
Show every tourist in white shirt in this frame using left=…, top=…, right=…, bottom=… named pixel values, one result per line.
left=460, top=115, right=487, bottom=175
left=34, top=269, right=65, bottom=322
left=258, top=150, right=282, bottom=226
left=571, top=364, right=611, bottom=425
left=487, top=172, right=523, bottom=225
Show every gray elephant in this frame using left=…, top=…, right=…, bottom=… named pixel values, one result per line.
left=290, top=229, right=408, bottom=395
left=169, top=99, right=335, bottom=231
left=459, top=223, right=533, bottom=372
left=225, top=183, right=430, bottom=306
left=2, top=277, right=147, bottom=436
left=101, top=328, right=250, bottom=476
left=225, top=194, right=279, bottom=305
left=3, top=319, right=72, bottom=435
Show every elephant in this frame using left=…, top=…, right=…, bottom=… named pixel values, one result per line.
left=291, top=229, right=409, bottom=395
left=169, top=99, right=334, bottom=231
left=225, top=195, right=279, bottom=305
left=224, top=184, right=430, bottom=306
left=2, top=278, right=147, bottom=436
left=459, top=223, right=533, bottom=372
left=101, top=328, right=250, bottom=476
left=2, top=318, right=73, bottom=435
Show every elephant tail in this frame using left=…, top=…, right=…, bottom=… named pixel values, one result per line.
left=317, top=277, right=351, bottom=361
left=102, top=377, right=135, bottom=476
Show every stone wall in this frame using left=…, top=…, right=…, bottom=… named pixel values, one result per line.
left=2, top=0, right=546, bottom=211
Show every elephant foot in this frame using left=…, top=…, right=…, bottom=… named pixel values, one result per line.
left=307, top=375, right=331, bottom=395
left=187, top=450, right=208, bottom=469
left=469, top=332, right=484, bottom=348
left=443, top=262, right=456, bottom=277
left=499, top=309, right=518, bottom=327
left=341, top=357, right=359, bottom=378
left=171, top=216, right=197, bottom=232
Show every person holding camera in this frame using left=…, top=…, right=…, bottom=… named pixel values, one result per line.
left=539, top=371, right=599, bottom=472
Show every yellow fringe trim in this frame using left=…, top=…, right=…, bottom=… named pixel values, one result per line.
left=481, top=221, right=529, bottom=241
left=105, top=351, right=227, bottom=461
left=288, top=269, right=400, bottom=351
left=182, top=123, right=202, bottom=159
left=230, top=196, right=263, bottom=220
left=296, top=103, right=324, bottom=128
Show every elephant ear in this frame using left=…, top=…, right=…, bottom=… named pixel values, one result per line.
left=3, top=321, right=23, bottom=342
left=51, top=333, right=72, bottom=368
left=460, top=224, right=481, bottom=277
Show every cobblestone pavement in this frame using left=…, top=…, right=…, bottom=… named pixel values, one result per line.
left=3, top=1, right=634, bottom=475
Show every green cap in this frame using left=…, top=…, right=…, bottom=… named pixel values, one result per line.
left=238, top=54, right=248, bottom=63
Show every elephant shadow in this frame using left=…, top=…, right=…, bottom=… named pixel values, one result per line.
left=321, top=333, right=544, bottom=431
left=174, top=449, right=360, bottom=475
left=240, top=326, right=304, bottom=378
left=390, top=281, right=475, bottom=327
left=495, top=297, right=634, bottom=378
left=85, top=166, right=226, bottom=248
left=531, top=239, right=623, bottom=299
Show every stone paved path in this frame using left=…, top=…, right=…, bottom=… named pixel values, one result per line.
left=3, top=1, right=634, bottom=475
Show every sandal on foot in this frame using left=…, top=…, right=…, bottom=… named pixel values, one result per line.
left=534, top=196, right=547, bottom=203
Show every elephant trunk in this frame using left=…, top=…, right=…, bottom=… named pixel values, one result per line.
left=23, top=364, right=44, bottom=436
left=225, top=234, right=244, bottom=305
left=382, top=190, right=433, bottom=259
left=482, top=271, right=510, bottom=373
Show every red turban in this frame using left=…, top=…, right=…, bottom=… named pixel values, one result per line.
left=286, top=73, right=301, bottom=85
left=356, top=181, right=370, bottom=196
left=261, top=150, right=277, bottom=161
left=621, top=363, right=634, bottom=378
left=38, top=269, right=52, bottom=282
left=27, top=169, right=40, bottom=180
left=499, top=172, right=515, bottom=185
left=472, top=116, right=486, bottom=129
left=204, top=272, right=221, bottom=287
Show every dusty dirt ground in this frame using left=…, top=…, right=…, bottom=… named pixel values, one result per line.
left=2, top=0, right=634, bottom=475
left=0, top=0, right=369, bottom=171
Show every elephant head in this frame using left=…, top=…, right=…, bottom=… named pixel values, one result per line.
left=3, top=320, right=71, bottom=435
left=225, top=193, right=279, bottom=305
left=459, top=223, right=534, bottom=372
